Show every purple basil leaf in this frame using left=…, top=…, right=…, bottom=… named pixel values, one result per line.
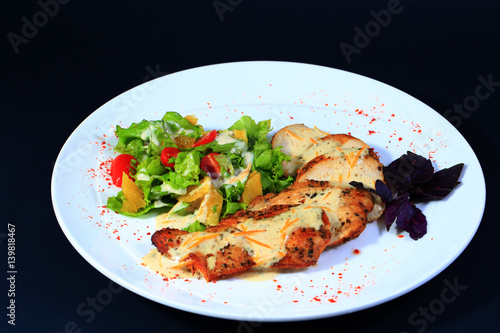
left=408, top=163, right=464, bottom=200
left=384, top=193, right=428, bottom=240
left=375, top=179, right=393, bottom=203
left=384, top=151, right=434, bottom=191
left=384, top=194, right=407, bottom=231
left=405, top=152, right=434, bottom=184
left=407, top=208, right=427, bottom=240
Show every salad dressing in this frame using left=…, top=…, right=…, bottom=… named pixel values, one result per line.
left=212, top=156, right=253, bottom=189
left=215, top=130, right=248, bottom=154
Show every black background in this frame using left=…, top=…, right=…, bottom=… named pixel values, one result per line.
left=2, top=1, right=499, bottom=332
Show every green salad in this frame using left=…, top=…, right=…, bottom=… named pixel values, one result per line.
left=106, top=111, right=293, bottom=230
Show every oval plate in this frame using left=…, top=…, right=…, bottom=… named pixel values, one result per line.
left=51, top=61, right=485, bottom=322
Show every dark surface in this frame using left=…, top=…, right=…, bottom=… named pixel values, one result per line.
left=2, top=1, right=498, bottom=332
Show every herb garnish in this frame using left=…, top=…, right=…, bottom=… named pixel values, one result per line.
left=352, top=151, right=464, bottom=240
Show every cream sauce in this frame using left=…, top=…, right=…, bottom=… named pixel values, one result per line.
left=166, top=206, right=325, bottom=270
left=299, top=139, right=338, bottom=163
left=236, top=268, right=279, bottom=282
left=249, top=186, right=349, bottom=236
left=141, top=249, right=200, bottom=280
left=155, top=202, right=197, bottom=230
left=275, top=125, right=327, bottom=176
left=142, top=249, right=280, bottom=282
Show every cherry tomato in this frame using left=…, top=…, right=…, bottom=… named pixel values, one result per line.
left=200, top=152, right=221, bottom=179
left=111, top=154, right=136, bottom=187
left=193, top=130, right=217, bottom=147
left=161, top=147, right=181, bottom=168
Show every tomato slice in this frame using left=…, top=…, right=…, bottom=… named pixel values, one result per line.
left=110, top=154, right=136, bottom=187
left=161, top=147, right=181, bottom=168
left=193, top=130, right=217, bottom=147
left=200, top=152, right=221, bottom=179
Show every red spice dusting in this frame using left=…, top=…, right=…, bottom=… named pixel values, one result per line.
left=398, top=137, right=403, bottom=141
left=368, top=130, right=376, bottom=135
left=353, top=249, right=360, bottom=255
left=290, top=116, right=294, bottom=120
left=398, top=234, right=404, bottom=238
left=328, top=298, right=336, bottom=303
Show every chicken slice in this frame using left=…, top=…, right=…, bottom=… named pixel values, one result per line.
left=295, top=147, right=385, bottom=221
left=247, top=180, right=374, bottom=246
left=296, top=147, right=383, bottom=188
left=271, top=124, right=329, bottom=177
left=272, top=124, right=375, bottom=178
left=151, top=205, right=331, bottom=281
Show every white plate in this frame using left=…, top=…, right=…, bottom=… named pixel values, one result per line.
left=51, top=61, right=485, bottom=322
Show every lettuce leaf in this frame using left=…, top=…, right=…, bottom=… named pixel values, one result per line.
left=252, top=146, right=293, bottom=194
left=106, top=191, right=156, bottom=217
left=228, top=116, right=271, bottom=149
left=162, top=111, right=202, bottom=138
left=183, top=221, right=207, bottom=232
left=172, top=150, right=202, bottom=186
left=115, top=119, right=176, bottom=159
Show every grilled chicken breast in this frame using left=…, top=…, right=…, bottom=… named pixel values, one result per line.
left=248, top=180, right=374, bottom=246
left=152, top=205, right=331, bottom=281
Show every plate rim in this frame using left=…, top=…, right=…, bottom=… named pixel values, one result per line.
left=51, top=60, right=486, bottom=322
